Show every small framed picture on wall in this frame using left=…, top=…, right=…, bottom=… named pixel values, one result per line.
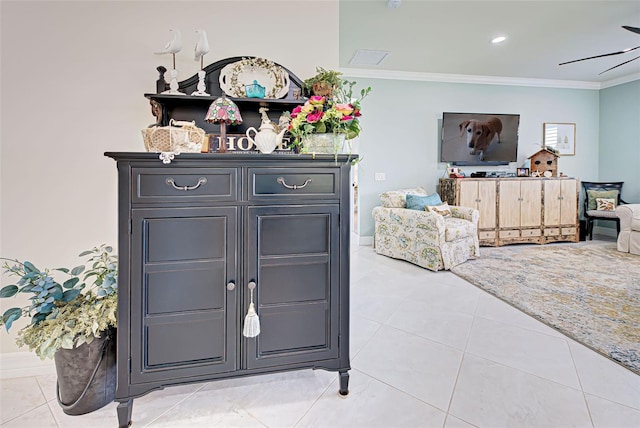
left=517, top=167, right=530, bottom=177
left=543, top=122, right=576, bottom=156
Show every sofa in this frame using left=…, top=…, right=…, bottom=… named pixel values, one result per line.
left=372, top=187, right=480, bottom=271
left=616, top=204, right=640, bottom=255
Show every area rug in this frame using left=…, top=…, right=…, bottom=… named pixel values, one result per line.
left=451, top=242, right=640, bottom=375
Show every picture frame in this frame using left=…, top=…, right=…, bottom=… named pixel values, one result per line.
left=517, top=167, right=530, bottom=177
left=543, top=122, right=576, bottom=156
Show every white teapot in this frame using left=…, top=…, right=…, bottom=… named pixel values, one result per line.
left=246, top=107, right=290, bottom=154
left=246, top=120, right=288, bottom=154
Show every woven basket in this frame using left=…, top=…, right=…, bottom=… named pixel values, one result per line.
left=142, top=120, right=205, bottom=153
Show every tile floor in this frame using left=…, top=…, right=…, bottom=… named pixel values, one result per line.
left=1, top=238, right=639, bottom=427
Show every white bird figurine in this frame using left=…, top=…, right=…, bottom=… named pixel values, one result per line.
left=194, top=30, right=210, bottom=65
left=155, top=29, right=182, bottom=56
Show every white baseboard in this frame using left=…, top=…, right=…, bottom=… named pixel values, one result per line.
left=0, top=352, right=55, bottom=379
left=357, top=235, right=374, bottom=246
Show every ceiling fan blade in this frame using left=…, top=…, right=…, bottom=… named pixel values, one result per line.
left=623, top=25, right=640, bottom=35
left=559, top=45, right=640, bottom=65
left=598, top=55, right=640, bottom=75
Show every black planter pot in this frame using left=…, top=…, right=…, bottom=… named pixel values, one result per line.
left=54, top=328, right=116, bottom=415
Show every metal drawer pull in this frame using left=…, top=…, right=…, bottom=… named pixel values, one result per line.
left=277, top=176, right=312, bottom=190
left=166, top=177, right=207, bottom=191
left=227, top=281, right=235, bottom=291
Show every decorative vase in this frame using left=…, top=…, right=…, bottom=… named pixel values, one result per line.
left=55, top=328, right=117, bottom=415
left=302, top=133, right=347, bottom=154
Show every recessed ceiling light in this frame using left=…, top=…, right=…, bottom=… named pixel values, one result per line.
left=349, top=49, right=391, bottom=66
left=491, top=36, right=507, bottom=44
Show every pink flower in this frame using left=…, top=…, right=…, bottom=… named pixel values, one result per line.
left=353, top=108, right=361, bottom=117
left=290, top=105, right=302, bottom=118
left=341, top=115, right=354, bottom=121
left=309, top=96, right=326, bottom=105
left=334, top=103, right=354, bottom=115
left=306, top=111, right=324, bottom=123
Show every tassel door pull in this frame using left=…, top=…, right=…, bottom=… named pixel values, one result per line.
left=243, top=281, right=261, bottom=338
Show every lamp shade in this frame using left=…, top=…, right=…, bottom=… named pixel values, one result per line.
left=205, top=96, right=243, bottom=125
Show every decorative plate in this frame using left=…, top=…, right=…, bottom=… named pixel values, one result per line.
left=219, top=58, right=290, bottom=99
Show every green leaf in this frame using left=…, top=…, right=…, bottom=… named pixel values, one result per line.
left=104, top=246, right=113, bottom=253
left=32, top=313, right=47, bottom=325
left=78, top=250, right=94, bottom=257
left=23, top=261, right=38, bottom=273
left=70, top=265, right=85, bottom=276
left=0, top=285, right=19, bottom=298
left=62, top=277, right=80, bottom=289
left=2, top=307, right=22, bottom=331
left=62, top=289, right=81, bottom=302
left=55, top=268, right=70, bottom=273
left=19, top=284, right=35, bottom=293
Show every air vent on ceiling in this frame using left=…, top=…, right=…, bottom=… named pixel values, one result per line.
left=349, top=49, right=391, bottom=66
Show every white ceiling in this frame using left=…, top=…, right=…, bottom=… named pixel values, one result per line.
left=339, top=0, right=640, bottom=86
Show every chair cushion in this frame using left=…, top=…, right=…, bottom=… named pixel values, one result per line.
left=586, top=209, right=619, bottom=218
left=380, top=187, right=427, bottom=208
left=406, top=193, right=442, bottom=210
left=587, top=189, right=619, bottom=210
left=444, top=217, right=476, bottom=241
left=631, top=217, right=640, bottom=232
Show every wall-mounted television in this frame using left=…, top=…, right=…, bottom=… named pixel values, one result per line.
left=440, top=112, right=520, bottom=166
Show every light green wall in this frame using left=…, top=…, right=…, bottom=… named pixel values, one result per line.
left=347, top=76, right=601, bottom=237
left=599, top=80, right=640, bottom=204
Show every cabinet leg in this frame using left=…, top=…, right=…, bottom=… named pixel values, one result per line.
left=338, top=371, right=349, bottom=396
left=117, top=399, right=133, bottom=428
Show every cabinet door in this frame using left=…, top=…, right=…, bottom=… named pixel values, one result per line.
left=499, top=181, right=522, bottom=228
left=130, top=207, right=238, bottom=384
left=244, top=204, right=340, bottom=369
left=520, top=180, right=542, bottom=227
left=560, top=179, right=578, bottom=225
left=544, top=180, right=562, bottom=226
left=459, top=180, right=496, bottom=229
left=477, top=181, right=497, bottom=229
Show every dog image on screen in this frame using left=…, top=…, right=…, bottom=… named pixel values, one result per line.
left=459, top=117, right=503, bottom=160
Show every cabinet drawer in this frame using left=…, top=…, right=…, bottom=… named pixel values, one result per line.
left=249, top=168, right=339, bottom=199
left=562, top=227, right=577, bottom=235
left=479, top=230, right=496, bottom=239
left=133, top=168, right=238, bottom=203
left=544, top=228, right=560, bottom=236
left=521, top=229, right=541, bottom=237
left=499, top=230, right=520, bottom=239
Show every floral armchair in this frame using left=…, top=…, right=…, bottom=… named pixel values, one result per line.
left=372, top=187, right=480, bottom=271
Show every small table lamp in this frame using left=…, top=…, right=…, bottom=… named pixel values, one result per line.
left=205, top=96, right=243, bottom=153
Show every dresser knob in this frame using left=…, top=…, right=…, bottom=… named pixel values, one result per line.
left=227, top=281, right=235, bottom=291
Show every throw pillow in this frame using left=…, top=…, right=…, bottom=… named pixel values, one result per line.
left=379, top=187, right=427, bottom=208
left=426, top=203, right=452, bottom=217
left=596, top=198, right=616, bottom=211
left=406, top=193, right=443, bottom=211
left=587, top=189, right=618, bottom=211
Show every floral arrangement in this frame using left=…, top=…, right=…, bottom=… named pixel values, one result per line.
left=288, top=79, right=371, bottom=148
left=0, top=244, right=118, bottom=359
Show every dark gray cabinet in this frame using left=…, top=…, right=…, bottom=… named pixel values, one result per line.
left=105, top=153, right=353, bottom=428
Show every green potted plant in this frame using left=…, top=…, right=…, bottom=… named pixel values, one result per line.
left=302, top=66, right=344, bottom=97
left=0, top=244, right=118, bottom=415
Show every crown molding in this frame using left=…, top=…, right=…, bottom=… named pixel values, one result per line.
left=340, top=67, right=639, bottom=90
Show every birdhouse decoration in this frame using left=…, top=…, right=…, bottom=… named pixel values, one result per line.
left=528, top=148, right=559, bottom=177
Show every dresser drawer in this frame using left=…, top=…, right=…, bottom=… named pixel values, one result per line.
left=479, top=230, right=496, bottom=240
left=499, top=230, right=520, bottom=239
left=562, top=227, right=577, bottom=235
left=249, top=168, right=339, bottom=199
left=521, top=229, right=541, bottom=237
left=133, top=168, right=238, bottom=203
